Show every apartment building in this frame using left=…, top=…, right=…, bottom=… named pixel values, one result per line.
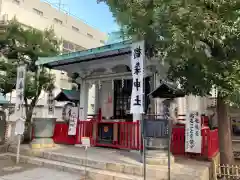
left=0, top=0, right=108, bottom=121
left=0, top=0, right=107, bottom=89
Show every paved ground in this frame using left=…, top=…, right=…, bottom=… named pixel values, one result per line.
left=0, top=159, right=82, bottom=180
left=46, top=145, right=143, bottom=165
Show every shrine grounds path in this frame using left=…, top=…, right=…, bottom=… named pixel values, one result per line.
left=0, top=158, right=81, bottom=180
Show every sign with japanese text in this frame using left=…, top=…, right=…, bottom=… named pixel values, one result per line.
left=130, top=41, right=145, bottom=114
left=15, top=117, right=25, bottom=135
left=15, top=65, right=26, bottom=113
left=185, top=111, right=202, bottom=153
left=68, top=107, right=78, bottom=135
left=81, top=137, right=91, bottom=147
left=47, top=90, right=55, bottom=115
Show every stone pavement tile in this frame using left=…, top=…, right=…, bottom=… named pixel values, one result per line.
left=0, top=168, right=81, bottom=180
left=1, top=175, right=34, bottom=180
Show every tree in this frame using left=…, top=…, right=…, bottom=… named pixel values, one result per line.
left=0, top=18, right=60, bottom=136
left=99, top=0, right=240, bottom=164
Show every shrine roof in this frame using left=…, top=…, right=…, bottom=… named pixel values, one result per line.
left=148, top=81, right=185, bottom=98
left=0, top=93, right=8, bottom=104
left=55, top=89, right=80, bottom=103
left=36, top=40, right=132, bottom=68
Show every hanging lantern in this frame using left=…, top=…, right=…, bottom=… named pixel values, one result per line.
left=214, top=88, right=217, bottom=107
left=108, top=92, right=112, bottom=103
left=121, top=78, right=124, bottom=88
left=112, top=79, right=114, bottom=90
left=98, top=80, right=101, bottom=90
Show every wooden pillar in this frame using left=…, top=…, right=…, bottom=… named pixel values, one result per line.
left=94, top=83, right=99, bottom=114
left=79, top=80, right=89, bottom=121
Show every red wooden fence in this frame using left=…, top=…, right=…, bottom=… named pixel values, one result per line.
left=171, top=125, right=219, bottom=159
left=75, top=121, right=94, bottom=144
left=52, top=120, right=219, bottom=159
left=53, top=120, right=141, bottom=150
left=92, top=121, right=141, bottom=150
left=53, top=123, right=76, bottom=144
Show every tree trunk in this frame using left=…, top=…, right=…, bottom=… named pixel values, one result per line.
left=22, top=108, right=33, bottom=143
left=217, top=95, right=234, bottom=165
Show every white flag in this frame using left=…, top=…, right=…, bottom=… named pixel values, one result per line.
left=130, top=41, right=145, bottom=114
left=15, top=65, right=26, bottom=113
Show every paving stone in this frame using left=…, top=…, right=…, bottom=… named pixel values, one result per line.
left=0, top=168, right=81, bottom=180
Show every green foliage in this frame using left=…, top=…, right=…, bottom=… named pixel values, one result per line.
left=0, top=56, right=17, bottom=95
left=0, top=18, right=60, bottom=121
left=99, top=0, right=240, bottom=101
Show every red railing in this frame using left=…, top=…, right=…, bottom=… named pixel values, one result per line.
left=92, top=121, right=141, bottom=150
left=75, top=121, right=94, bottom=144
left=52, top=120, right=141, bottom=150
left=53, top=122, right=76, bottom=144
left=171, top=125, right=219, bottom=159
left=52, top=119, right=218, bottom=159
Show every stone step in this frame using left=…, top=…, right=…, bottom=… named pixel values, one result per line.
left=7, top=146, right=170, bottom=179
left=7, top=146, right=208, bottom=180
left=4, top=153, right=145, bottom=180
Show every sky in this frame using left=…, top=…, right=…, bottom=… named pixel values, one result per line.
left=44, top=0, right=119, bottom=33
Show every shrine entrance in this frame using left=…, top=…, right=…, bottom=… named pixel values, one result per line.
left=113, top=77, right=151, bottom=121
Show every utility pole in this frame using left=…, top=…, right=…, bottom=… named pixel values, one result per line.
left=0, top=0, right=2, bottom=16
left=58, top=0, right=61, bottom=10
left=55, top=0, right=68, bottom=12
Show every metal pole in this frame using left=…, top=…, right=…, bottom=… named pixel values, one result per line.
left=84, top=146, right=87, bottom=180
left=143, top=135, right=146, bottom=180
left=58, top=0, right=61, bottom=10
left=141, top=118, right=146, bottom=180
left=142, top=76, right=146, bottom=180
left=16, top=134, right=21, bottom=164
left=168, top=120, right=172, bottom=180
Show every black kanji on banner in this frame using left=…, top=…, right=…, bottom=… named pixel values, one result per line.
left=134, top=62, right=141, bottom=75
left=18, top=80, right=23, bottom=89
left=133, top=78, right=141, bottom=91
left=133, top=46, right=142, bottom=59
left=134, top=95, right=141, bottom=106
left=18, top=92, right=23, bottom=101
left=18, top=71, right=24, bottom=79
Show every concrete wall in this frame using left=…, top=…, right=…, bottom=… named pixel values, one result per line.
left=0, top=0, right=107, bottom=90
left=1, top=0, right=107, bottom=49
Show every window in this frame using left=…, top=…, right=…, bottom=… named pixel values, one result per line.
left=12, top=0, right=20, bottom=5
left=72, top=26, right=79, bottom=32
left=62, top=40, right=85, bottom=52
left=87, top=33, right=93, bottom=38
left=75, top=44, right=85, bottom=51
left=54, top=18, right=63, bottom=25
left=33, top=8, right=43, bottom=16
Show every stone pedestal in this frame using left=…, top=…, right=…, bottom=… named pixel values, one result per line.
left=31, top=117, right=56, bottom=149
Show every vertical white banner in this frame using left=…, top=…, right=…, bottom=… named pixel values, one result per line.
left=185, top=111, right=202, bottom=153
left=68, top=107, right=78, bottom=135
left=15, top=65, right=26, bottom=113
left=130, top=41, right=145, bottom=114
left=47, top=90, right=55, bottom=116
